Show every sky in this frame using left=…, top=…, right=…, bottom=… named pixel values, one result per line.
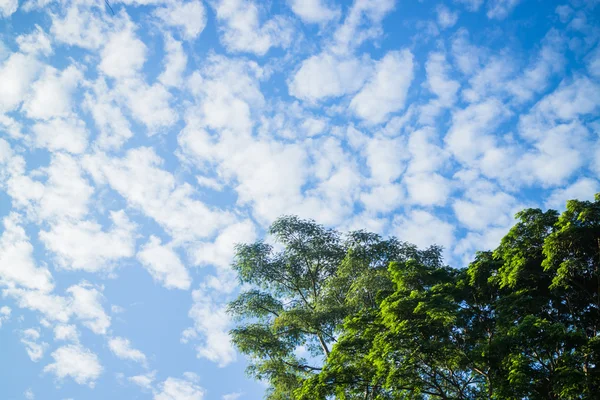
left=0, top=0, right=599, bottom=399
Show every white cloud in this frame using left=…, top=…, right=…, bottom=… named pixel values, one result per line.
left=452, top=184, right=519, bottom=231
left=0, top=306, right=10, bottom=327
left=196, top=176, right=224, bottom=191
left=154, top=0, right=207, bottom=40
left=31, top=117, right=88, bottom=154
left=487, top=0, right=521, bottom=20
left=363, top=135, right=406, bottom=183
left=116, top=79, right=177, bottom=131
left=404, top=173, right=451, bottom=206
left=0, top=213, right=54, bottom=292
left=211, top=0, right=293, bottom=55
left=4, top=288, right=70, bottom=322
left=289, top=53, right=372, bottom=102
left=332, top=0, right=395, bottom=54
left=184, top=288, right=236, bottom=367
left=519, top=77, right=600, bottom=133
left=39, top=210, right=137, bottom=273
left=420, top=52, right=460, bottom=123
left=84, top=78, right=133, bottom=150
left=289, top=0, right=340, bottom=24
left=129, top=371, right=156, bottom=390
left=20, top=328, right=48, bottom=362
left=23, top=65, right=82, bottom=120
left=0, top=0, right=18, bottom=17
left=518, top=122, right=590, bottom=187
left=44, top=344, right=103, bottom=387
left=359, top=183, right=404, bottom=213
left=99, top=23, right=147, bottom=79
left=586, top=45, right=600, bottom=78
left=350, top=50, right=414, bottom=124
left=555, top=5, right=573, bottom=23
left=436, top=4, right=458, bottom=28
left=191, top=220, right=256, bottom=270
left=24, top=388, right=35, bottom=400
left=154, top=375, right=205, bottom=400
left=50, top=4, right=109, bottom=50
left=406, top=127, right=449, bottom=175
left=16, top=25, right=52, bottom=56
left=36, top=153, right=94, bottom=222
left=450, top=28, right=484, bottom=75
left=54, top=324, right=80, bottom=342
left=222, top=392, right=243, bottom=400
left=84, top=148, right=235, bottom=243
left=545, top=178, right=599, bottom=209
left=445, top=98, right=511, bottom=164
left=507, top=29, right=565, bottom=103
left=159, top=35, right=187, bottom=88
left=186, top=54, right=265, bottom=134
left=453, top=0, right=483, bottom=12
left=108, top=337, right=147, bottom=365
left=392, top=210, right=455, bottom=251
left=67, top=282, right=111, bottom=335
left=0, top=53, right=41, bottom=113
left=137, top=236, right=191, bottom=290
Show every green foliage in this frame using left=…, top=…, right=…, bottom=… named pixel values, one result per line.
left=228, top=195, right=600, bottom=399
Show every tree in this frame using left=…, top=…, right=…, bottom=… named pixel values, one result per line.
left=229, top=216, right=441, bottom=399
left=229, top=194, right=600, bottom=399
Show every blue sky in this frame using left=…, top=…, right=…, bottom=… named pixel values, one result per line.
left=0, top=0, right=599, bottom=399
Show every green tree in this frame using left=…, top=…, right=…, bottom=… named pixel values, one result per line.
left=229, top=194, right=600, bottom=399
left=229, top=216, right=440, bottom=399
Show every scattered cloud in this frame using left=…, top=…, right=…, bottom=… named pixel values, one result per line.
left=108, top=337, right=147, bottom=365
left=154, top=375, right=205, bottom=400
left=44, top=344, right=103, bottom=387
left=137, top=236, right=191, bottom=290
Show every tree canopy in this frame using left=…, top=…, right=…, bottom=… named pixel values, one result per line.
left=228, top=194, right=600, bottom=399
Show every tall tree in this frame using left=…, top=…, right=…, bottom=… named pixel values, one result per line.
left=229, top=216, right=440, bottom=399
left=229, top=194, right=600, bottom=399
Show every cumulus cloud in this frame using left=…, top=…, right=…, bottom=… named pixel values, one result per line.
left=31, top=117, right=88, bottom=154
left=0, top=53, right=41, bottom=113
left=67, top=282, right=111, bottom=335
left=289, top=53, right=372, bottom=102
left=0, top=306, right=11, bottom=327
left=84, top=78, right=133, bottom=150
left=83, top=148, right=235, bottom=243
left=154, top=375, right=205, bottom=400
left=39, top=211, right=137, bottom=273
left=108, top=337, right=147, bottom=365
left=350, top=50, right=414, bottom=124
left=154, top=0, right=207, bottom=40
left=545, top=178, right=600, bottom=209
left=22, top=65, right=82, bottom=120
left=137, top=236, right=191, bottom=290
left=16, top=25, right=52, bottom=56
left=436, top=4, right=458, bottom=28
left=0, top=213, right=54, bottom=292
left=0, top=0, right=18, bottom=17
left=99, top=23, right=147, bottom=79
left=54, top=324, right=79, bottom=342
left=289, top=0, right=340, bottom=24
left=20, top=328, right=48, bottom=362
left=44, top=344, right=103, bottom=387
left=487, top=0, right=521, bottom=20
left=393, top=210, right=455, bottom=252
left=211, top=0, right=293, bottom=55
left=159, top=35, right=187, bottom=88
left=50, top=4, right=110, bottom=49
left=191, top=220, right=256, bottom=269
left=129, top=371, right=156, bottom=390
left=182, top=288, right=236, bottom=367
